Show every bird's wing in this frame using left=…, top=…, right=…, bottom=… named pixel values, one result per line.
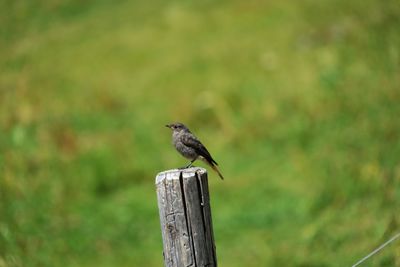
left=182, top=134, right=218, bottom=165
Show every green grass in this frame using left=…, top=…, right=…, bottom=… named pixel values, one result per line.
left=1, top=0, right=400, bottom=266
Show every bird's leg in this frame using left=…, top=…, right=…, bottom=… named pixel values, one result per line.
left=179, top=159, right=196, bottom=169
left=185, top=159, right=195, bottom=168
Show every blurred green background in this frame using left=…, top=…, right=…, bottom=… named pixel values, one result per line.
left=1, top=0, right=400, bottom=266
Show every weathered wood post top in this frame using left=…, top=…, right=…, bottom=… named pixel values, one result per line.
left=156, top=167, right=218, bottom=267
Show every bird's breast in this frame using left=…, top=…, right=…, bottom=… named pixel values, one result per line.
left=172, top=132, right=198, bottom=160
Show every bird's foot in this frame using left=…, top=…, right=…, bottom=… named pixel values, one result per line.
left=178, top=162, right=195, bottom=169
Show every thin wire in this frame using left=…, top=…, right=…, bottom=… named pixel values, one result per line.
left=351, top=232, right=400, bottom=267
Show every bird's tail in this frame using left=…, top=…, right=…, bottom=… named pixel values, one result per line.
left=199, top=156, right=224, bottom=180
left=211, top=164, right=224, bottom=180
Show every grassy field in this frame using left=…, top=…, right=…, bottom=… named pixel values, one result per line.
left=1, top=0, right=400, bottom=266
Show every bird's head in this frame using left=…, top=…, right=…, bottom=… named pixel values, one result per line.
left=166, top=122, right=188, bottom=132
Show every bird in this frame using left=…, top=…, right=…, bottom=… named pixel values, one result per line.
left=166, top=122, right=224, bottom=180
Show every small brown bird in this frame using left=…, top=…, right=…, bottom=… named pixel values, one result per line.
left=166, top=122, right=224, bottom=180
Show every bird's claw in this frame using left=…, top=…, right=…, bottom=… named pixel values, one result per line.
left=178, top=163, right=195, bottom=169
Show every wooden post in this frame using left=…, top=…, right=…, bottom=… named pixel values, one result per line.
left=155, top=167, right=218, bottom=267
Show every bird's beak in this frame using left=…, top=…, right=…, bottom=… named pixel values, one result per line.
left=165, top=124, right=171, bottom=128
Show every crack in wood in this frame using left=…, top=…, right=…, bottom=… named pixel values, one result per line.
left=179, top=172, right=197, bottom=267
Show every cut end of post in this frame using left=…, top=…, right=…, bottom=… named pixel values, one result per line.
left=155, top=167, right=207, bottom=185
